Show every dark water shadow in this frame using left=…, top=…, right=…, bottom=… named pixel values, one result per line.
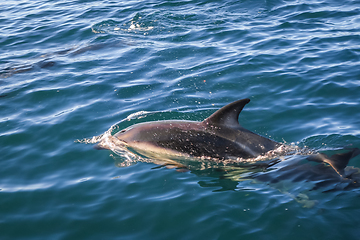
left=112, top=148, right=360, bottom=207
left=0, top=39, right=128, bottom=79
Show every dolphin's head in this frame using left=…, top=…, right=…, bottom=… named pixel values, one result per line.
left=113, top=127, right=132, bottom=143
left=113, top=122, right=157, bottom=143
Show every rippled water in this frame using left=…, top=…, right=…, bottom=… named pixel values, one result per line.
left=1, top=0, right=360, bottom=239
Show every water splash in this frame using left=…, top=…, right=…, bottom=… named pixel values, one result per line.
left=126, top=110, right=154, bottom=120
left=75, top=124, right=116, bottom=144
left=76, top=110, right=156, bottom=144
left=92, top=15, right=154, bottom=35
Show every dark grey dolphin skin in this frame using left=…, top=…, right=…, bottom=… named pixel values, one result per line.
left=96, top=98, right=360, bottom=176
left=98, top=99, right=280, bottom=159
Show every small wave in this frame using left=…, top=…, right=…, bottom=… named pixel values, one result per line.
left=125, top=110, right=154, bottom=120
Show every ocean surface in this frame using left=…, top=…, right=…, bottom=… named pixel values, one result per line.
left=1, top=0, right=360, bottom=239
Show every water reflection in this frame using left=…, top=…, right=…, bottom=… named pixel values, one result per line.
left=108, top=147, right=360, bottom=207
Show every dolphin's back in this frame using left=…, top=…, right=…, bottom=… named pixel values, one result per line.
left=115, top=119, right=279, bottom=160
left=148, top=126, right=257, bottom=159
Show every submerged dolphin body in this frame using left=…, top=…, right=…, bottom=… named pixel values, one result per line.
left=96, top=98, right=359, bottom=176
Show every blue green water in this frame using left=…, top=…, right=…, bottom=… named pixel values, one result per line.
left=1, top=0, right=360, bottom=239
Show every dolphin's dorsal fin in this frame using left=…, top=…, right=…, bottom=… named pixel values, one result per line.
left=307, top=148, right=360, bottom=177
left=203, top=98, right=250, bottom=128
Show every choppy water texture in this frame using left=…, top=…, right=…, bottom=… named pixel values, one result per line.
left=1, top=0, right=360, bottom=239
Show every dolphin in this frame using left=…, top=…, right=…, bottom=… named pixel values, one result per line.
left=96, top=98, right=360, bottom=176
